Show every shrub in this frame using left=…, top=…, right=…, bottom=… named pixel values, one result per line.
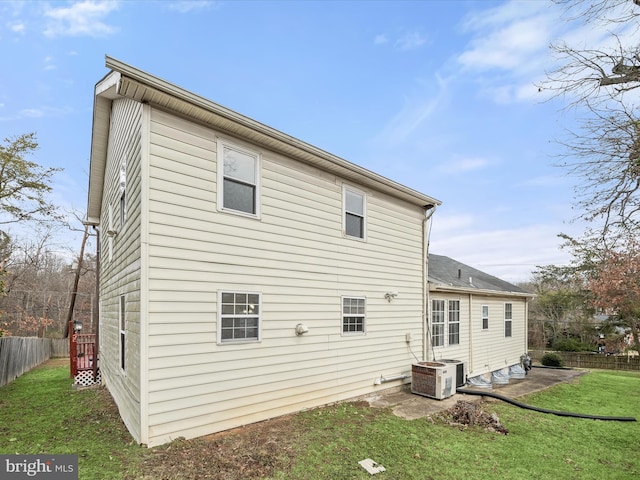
left=541, top=352, right=564, bottom=367
left=552, top=338, right=588, bottom=352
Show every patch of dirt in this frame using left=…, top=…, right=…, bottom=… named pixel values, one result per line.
left=41, top=357, right=69, bottom=368
left=435, top=400, right=509, bottom=435
left=134, top=414, right=306, bottom=480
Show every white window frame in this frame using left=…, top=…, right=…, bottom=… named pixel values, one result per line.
left=217, top=290, right=262, bottom=344
left=217, top=138, right=261, bottom=218
left=482, top=305, right=489, bottom=330
left=431, top=299, right=445, bottom=347
left=107, top=203, right=113, bottom=263
left=119, top=158, right=127, bottom=226
left=448, top=300, right=460, bottom=346
left=343, top=185, right=366, bottom=240
left=505, top=302, right=513, bottom=338
left=119, top=294, right=126, bottom=373
left=342, top=296, right=366, bottom=335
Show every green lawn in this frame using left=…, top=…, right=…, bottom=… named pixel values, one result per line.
left=1, top=360, right=639, bottom=479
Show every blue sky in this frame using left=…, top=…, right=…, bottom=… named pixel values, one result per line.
left=0, top=0, right=595, bottom=282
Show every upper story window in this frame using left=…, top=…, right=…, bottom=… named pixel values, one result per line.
left=343, top=186, right=366, bottom=239
left=119, top=158, right=127, bottom=226
left=217, top=139, right=260, bottom=217
left=505, top=303, right=513, bottom=338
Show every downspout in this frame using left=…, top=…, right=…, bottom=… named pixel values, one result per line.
left=468, top=293, right=473, bottom=375
left=92, top=226, right=101, bottom=382
left=525, top=297, right=529, bottom=354
left=423, top=204, right=437, bottom=362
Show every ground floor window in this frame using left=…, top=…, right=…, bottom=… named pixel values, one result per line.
left=119, top=295, right=126, bottom=372
left=342, top=297, right=366, bottom=334
left=432, top=299, right=461, bottom=347
left=218, top=291, right=261, bottom=343
left=431, top=299, right=445, bottom=347
left=482, top=305, right=489, bottom=330
left=505, top=302, right=513, bottom=338
left=448, top=300, right=460, bottom=345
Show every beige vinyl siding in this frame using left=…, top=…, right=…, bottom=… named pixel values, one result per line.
left=470, top=295, right=526, bottom=374
left=429, top=291, right=527, bottom=378
left=430, top=293, right=469, bottom=362
left=99, top=97, right=143, bottom=442
left=144, top=107, right=425, bottom=446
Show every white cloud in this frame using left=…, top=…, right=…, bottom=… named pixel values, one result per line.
left=43, top=56, right=56, bottom=71
left=167, top=1, right=218, bottom=13
left=374, top=30, right=427, bottom=50
left=376, top=75, right=449, bottom=146
left=430, top=223, right=574, bottom=282
left=9, top=22, right=25, bottom=33
left=43, top=0, right=119, bottom=38
left=458, top=9, right=553, bottom=74
left=395, top=31, right=426, bottom=51
left=438, top=157, right=490, bottom=174
left=0, top=106, right=73, bottom=122
left=374, top=34, right=388, bottom=45
left=453, top=1, right=561, bottom=105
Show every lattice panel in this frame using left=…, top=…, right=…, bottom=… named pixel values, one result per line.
left=74, top=369, right=101, bottom=387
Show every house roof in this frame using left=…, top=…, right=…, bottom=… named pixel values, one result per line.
left=86, top=56, right=441, bottom=224
left=428, top=254, right=533, bottom=298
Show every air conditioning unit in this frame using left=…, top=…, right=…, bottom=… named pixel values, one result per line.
left=411, top=361, right=455, bottom=400
left=439, top=359, right=466, bottom=388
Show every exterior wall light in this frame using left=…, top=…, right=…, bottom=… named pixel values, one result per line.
left=295, top=323, right=309, bottom=336
left=384, top=292, right=398, bottom=302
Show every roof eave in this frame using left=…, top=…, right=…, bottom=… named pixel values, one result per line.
left=429, top=282, right=535, bottom=299
left=86, top=70, right=121, bottom=224
left=104, top=56, right=441, bottom=209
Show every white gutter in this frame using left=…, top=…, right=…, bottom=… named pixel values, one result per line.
left=104, top=56, right=441, bottom=209
left=429, top=284, right=533, bottom=299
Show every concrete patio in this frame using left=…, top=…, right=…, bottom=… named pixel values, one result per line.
left=364, top=367, right=587, bottom=420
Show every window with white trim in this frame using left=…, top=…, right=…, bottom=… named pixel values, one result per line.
left=448, top=300, right=460, bottom=345
left=119, top=295, right=126, bottom=372
left=342, top=297, right=365, bottom=334
left=505, top=303, right=513, bottom=337
left=119, top=158, right=127, bottom=226
left=218, top=291, right=261, bottom=343
left=482, top=305, right=489, bottom=330
left=343, top=186, right=365, bottom=239
left=217, top=140, right=260, bottom=216
left=107, top=203, right=113, bottom=263
left=431, top=299, right=445, bottom=347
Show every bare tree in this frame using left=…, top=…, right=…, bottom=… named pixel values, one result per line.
left=542, top=0, right=640, bottom=241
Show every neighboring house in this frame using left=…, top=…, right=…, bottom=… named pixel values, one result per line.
left=427, top=254, right=533, bottom=380
left=86, top=57, right=442, bottom=447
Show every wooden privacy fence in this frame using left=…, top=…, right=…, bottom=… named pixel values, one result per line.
left=529, top=349, right=640, bottom=371
left=0, top=337, right=70, bottom=387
